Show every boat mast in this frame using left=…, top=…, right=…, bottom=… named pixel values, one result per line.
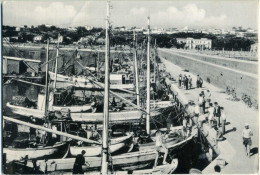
left=54, top=33, right=60, bottom=89
left=154, top=39, right=156, bottom=88
left=97, top=46, right=100, bottom=80
left=133, top=31, right=140, bottom=107
left=146, top=16, right=151, bottom=135
left=44, top=39, right=49, bottom=116
left=101, top=1, right=110, bottom=174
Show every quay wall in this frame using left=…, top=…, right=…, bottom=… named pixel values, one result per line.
left=170, top=50, right=258, bottom=74
left=158, top=49, right=258, bottom=101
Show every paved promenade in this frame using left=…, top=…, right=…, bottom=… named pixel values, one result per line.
left=161, top=57, right=258, bottom=174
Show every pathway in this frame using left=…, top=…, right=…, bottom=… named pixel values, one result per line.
left=161, top=57, right=258, bottom=174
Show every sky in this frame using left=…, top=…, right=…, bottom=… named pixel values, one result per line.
left=2, top=1, right=259, bottom=29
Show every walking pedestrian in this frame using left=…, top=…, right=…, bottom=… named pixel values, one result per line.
left=220, top=107, right=226, bottom=134
left=199, top=77, right=203, bottom=88
left=178, top=74, right=182, bottom=88
left=198, top=94, right=204, bottom=114
left=214, top=102, right=221, bottom=127
left=73, top=150, right=87, bottom=174
left=208, top=103, right=214, bottom=128
left=196, top=75, right=200, bottom=88
left=182, top=75, right=187, bottom=89
left=201, top=91, right=206, bottom=114
left=242, top=123, right=253, bottom=157
left=188, top=75, right=192, bottom=89
left=205, top=90, right=211, bottom=109
left=185, top=75, right=189, bottom=90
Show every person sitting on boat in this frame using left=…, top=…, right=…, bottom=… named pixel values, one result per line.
left=154, top=130, right=168, bottom=168
left=73, top=150, right=88, bottom=174
left=40, top=121, right=49, bottom=144
left=90, top=128, right=101, bottom=141
left=119, top=100, right=127, bottom=111
left=111, top=97, right=117, bottom=107
left=90, top=97, right=97, bottom=113
left=29, top=116, right=36, bottom=141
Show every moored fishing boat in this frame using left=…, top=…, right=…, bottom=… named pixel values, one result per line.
left=116, top=158, right=178, bottom=174
left=3, top=142, right=67, bottom=163
left=25, top=149, right=159, bottom=173
left=70, top=109, right=161, bottom=123
left=6, top=102, right=93, bottom=119
left=50, top=71, right=135, bottom=90
left=6, top=102, right=45, bottom=119
left=69, top=134, right=133, bottom=157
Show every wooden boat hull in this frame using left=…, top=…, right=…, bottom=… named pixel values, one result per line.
left=150, top=100, right=175, bottom=109
left=49, top=72, right=90, bottom=84
left=6, top=102, right=92, bottom=119
left=70, top=135, right=133, bottom=157
left=70, top=110, right=161, bottom=123
left=6, top=102, right=45, bottom=119
left=52, top=104, right=92, bottom=113
left=138, top=134, right=193, bottom=152
left=49, top=72, right=134, bottom=90
left=26, top=150, right=158, bottom=172
left=3, top=142, right=66, bottom=163
left=116, top=158, right=178, bottom=174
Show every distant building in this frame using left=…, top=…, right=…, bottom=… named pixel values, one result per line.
left=85, top=26, right=94, bottom=30
left=45, top=24, right=52, bottom=28
left=3, top=56, right=41, bottom=75
left=250, top=43, right=258, bottom=52
left=68, top=27, right=77, bottom=31
left=15, top=27, right=21, bottom=31
left=176, top=38, right=212, bottom=50
left=78, top=36, right=93, bottom=44
left=95, top=38, right=105, bottom=45
left=33, top=35, right=43, bottom=42
left=50, top=35, right=63, bottom=44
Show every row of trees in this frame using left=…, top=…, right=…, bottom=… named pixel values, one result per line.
left=3, top=25, right=104, bottom=45
left=3, top=25, right=256, bottom=50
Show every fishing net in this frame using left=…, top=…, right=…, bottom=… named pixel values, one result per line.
left=11, top=96, right=36, bottom=108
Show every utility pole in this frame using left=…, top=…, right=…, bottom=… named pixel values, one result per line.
left=101, top=1, right=110, bottom=175
left=44, top=40, right=49, bottom=116
left=54, top=33, right=60, bottom=89
left=146, top=16, right=151, bottom=135
left=133, top=31, right=140, bottom=106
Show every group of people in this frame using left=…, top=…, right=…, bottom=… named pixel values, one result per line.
left=178, top=74, right=192, bottom=90
left=28, top=116, right=59, bottom=146
left=195, top=90, right=227, bottom=134
left=178, top=74, right=204, bottom=90
left=194, top=90, right=254, bottom=158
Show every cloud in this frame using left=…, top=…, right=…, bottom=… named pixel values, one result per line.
left=33, top=2, right=78, bottom=25
left=151, top=4, right=227, bottom=28
left=130, top=7, right=147, bottom=15
left=3, top=2, right=94, bottom=27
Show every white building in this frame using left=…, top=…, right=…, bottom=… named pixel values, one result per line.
left=33, top=35, right=43, bottom=42
left=250, top=43, right=258, bottom=52
left=85, top=26, right=94, bottom=31
left=50, top=35, right=63, bottom=44
left=176, top=38, right=212, bottom=50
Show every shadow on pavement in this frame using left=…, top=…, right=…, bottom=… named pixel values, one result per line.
left=250, top=147, right=258, bottom=156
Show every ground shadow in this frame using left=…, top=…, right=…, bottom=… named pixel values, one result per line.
left=225, top=122, right=231, bottom=126
left=250, top=147, right=258, bottom=156
left=216, top=90, right=226, bottom=94
left=224, top=127, right=236, bottom=135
